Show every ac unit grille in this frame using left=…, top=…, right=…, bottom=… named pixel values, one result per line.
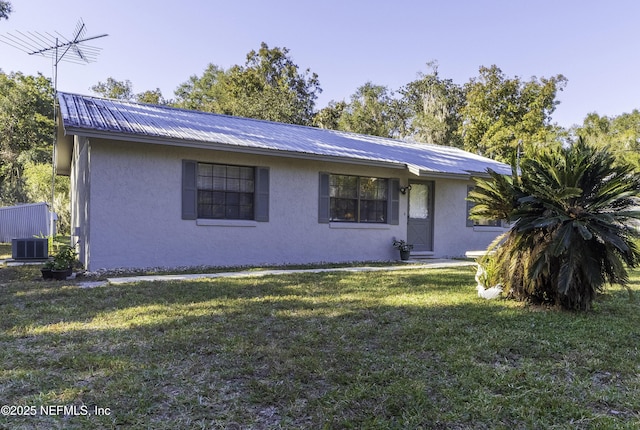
left=12, top=238, right=48, bottom=260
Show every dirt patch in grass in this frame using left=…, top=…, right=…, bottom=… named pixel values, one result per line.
left=0, top=264, right=44, bottom=284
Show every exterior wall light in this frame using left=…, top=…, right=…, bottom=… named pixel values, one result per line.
left=399, top=184, right=412, bottom=194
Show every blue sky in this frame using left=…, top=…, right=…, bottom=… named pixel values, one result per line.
left=1, top=0, right=638, bottom=129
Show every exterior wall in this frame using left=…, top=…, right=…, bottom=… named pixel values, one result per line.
left=78, top=138, right=507, bottom=271
left=83, top=139, right=408, bottom=271
left=431, top=179, right=507, bottom=257
left=70, top=136, right=91, bottom=268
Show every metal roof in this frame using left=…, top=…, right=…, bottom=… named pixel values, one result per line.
left=57, top=92, right=512, bottom=178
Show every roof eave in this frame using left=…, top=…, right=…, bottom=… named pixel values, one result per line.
left=55, top=117, right=73, bottom=176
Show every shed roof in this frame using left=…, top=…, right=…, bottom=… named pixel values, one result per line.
left=56, top=92, right=511, bottom=178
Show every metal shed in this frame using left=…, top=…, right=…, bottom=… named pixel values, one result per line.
left=0, top=202, right=55, bottom=243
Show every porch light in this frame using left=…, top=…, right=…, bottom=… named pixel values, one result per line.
left=399, top=184, right=412, bottom=194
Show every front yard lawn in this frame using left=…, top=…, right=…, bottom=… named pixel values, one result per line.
left=1, top=265, right=640, bottom=429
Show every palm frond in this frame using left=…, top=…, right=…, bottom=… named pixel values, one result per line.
left=475, top=137, right=640, bottom=310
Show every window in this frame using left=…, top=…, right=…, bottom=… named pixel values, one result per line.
left=197, top=163, right=255, bottom=220
left=182, top=160, right=269, bottom=222
left=329, top=174, right=388, bottom=223
left=466, top=186, right=502, bottom=227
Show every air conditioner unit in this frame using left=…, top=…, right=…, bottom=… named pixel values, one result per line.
left=12, top=238, right=49, bottom=260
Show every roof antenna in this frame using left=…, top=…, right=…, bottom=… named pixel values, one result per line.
left=0, top=19, right=108, bottom=243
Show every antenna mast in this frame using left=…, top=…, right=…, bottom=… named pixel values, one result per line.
left=1, top=19, right=107, bottom=241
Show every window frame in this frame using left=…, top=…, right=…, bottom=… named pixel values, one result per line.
left=318, top=172, right=399, bottom=228
left=466, top=185, right=503, bottom=228
left=196, top=162, right=256, bottom=220
left=328, top=174, right=390, bottom=224
left=182, top=160, right=269, bottom=222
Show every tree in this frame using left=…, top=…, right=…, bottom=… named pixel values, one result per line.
left=400, top=62, right=465, bottom=147
left=332, top=82, right=406, bottom=138
left=90, top=78, right=134, bottom=100
left=91, top=78, right=167, bottom=105
left=0, top=1, right=11, bottom=20
left=174, top=43, right=322, bottom=125
left=469, top=139, right=640, bottom=310
left=461, top=65, right=567, bottom=162
left=313, top=100, right=347, bottom=130
left=136, top=88, right=167, bottom=105
left=174, top=64, right=227, bottom=112
left=0, top=71, right=72, bottom=234
left=23, top=162, right=70, bottom=234
left=577, top=110, right=640, bottom=170
left=0, top=71, right=54, bottom=204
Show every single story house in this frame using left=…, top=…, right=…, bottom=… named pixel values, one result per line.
left=55, top=92, right=511, bottom=271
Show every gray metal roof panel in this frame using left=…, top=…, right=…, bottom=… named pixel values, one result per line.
left=57, top=92, right=512, bottom=177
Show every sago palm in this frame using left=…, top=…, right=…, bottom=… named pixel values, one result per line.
left=469, top=139, right=640, bottom=310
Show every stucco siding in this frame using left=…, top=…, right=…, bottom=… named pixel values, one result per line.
left=70, top=136, right=91, bottom=268
left=77, top=138, right=508, bottom=271
left=84, top=139, right=411, bottom=271
left=432, top=180, right=507, bottom=256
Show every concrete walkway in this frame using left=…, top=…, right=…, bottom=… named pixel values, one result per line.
left=82, top=259, right=475, bottom=288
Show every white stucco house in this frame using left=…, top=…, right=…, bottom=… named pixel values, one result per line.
left=55, top=92, right=511, bottom=271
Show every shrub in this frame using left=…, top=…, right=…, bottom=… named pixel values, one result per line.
left=470, top=139, right=640, bottom=310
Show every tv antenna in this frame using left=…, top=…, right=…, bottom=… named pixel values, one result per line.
left=0, top=18, right=108, bottom=89
left=0, top=19, right=108, bottom=240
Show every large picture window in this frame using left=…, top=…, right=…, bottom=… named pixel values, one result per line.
left=197, top=163, right=255, bottom=220
left=330, top=175, right=388, bottom=223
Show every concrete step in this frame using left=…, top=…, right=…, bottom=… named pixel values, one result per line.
left=408, top=252, right=436, bottom=261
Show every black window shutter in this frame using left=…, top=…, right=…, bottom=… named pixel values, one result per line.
left=318, top=173, right=330, bottom=223
left=388, top=178, right=400, bottom=225
left=254, top=167, right=270, bottom=222
left=182, top=160, right=197, bottom=220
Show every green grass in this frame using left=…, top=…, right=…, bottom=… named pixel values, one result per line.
left=1, top=265, right=640, bottom=429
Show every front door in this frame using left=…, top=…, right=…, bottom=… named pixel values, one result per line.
left=407, top=181, right=434, bottom=252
